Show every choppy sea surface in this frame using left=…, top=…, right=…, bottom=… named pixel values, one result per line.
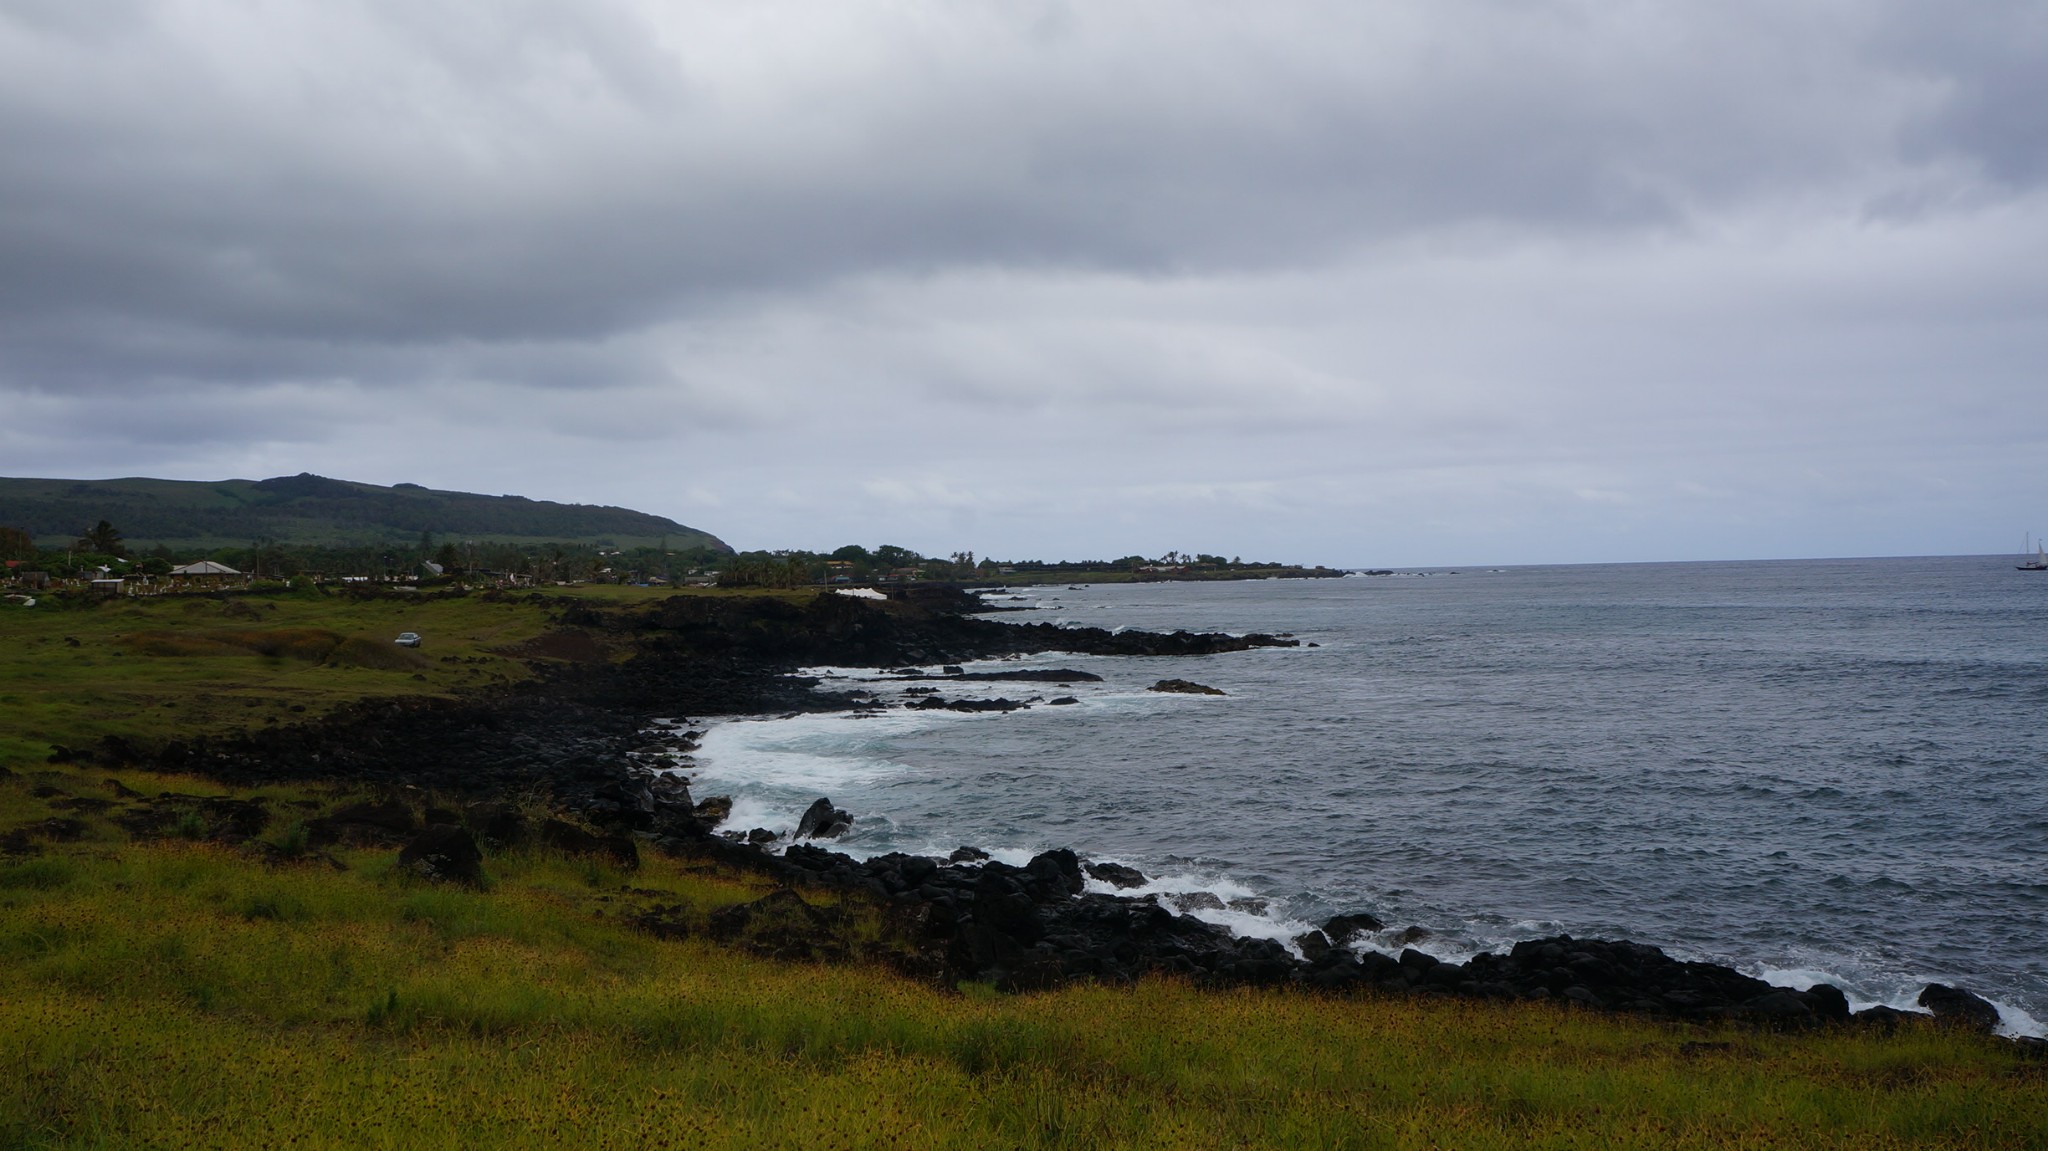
left=680, top=556, right=2048, bottom=1034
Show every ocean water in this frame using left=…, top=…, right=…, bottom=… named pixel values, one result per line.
left=678, top=556, right=2048, bottom=1034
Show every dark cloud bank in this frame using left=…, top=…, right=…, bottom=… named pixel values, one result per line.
left=3, top=1, right=2044, bottom=564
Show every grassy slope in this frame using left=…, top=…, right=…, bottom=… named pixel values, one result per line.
left=2, top=590, right=2044, bottom=1148
left=0, top=473, right=726, bottom=551
left=0, top=588, right=579, bottom=768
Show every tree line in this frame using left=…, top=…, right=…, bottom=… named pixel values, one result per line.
left=1, top=519, right=1327, bottom=589
left=0, top=520, right=733, bottom=585
left=715, top=544, right=1322, bottom=587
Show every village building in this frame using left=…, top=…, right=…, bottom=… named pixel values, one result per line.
left=168, top=560, right=244, bottom=587
left=169, top=560, right=242, bottom=577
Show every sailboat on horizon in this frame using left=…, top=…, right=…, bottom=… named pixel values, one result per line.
left=2021, top=534, right=2048, bottom=571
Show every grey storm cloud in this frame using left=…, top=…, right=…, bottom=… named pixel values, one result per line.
left=2, top=2, right=2015, bottom=342
left=2, top=0, right=2045, bottom=563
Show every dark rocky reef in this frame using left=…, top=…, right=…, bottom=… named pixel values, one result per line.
left=639, top=813, right=2000, bottom=1033
left=906, top=695, right=1031, bottom=713
left=150, top=695, right=658, bottom=797
left=1151, top=679, right=1226, bottom=696
left=575, top=586, right=1297, bottom=684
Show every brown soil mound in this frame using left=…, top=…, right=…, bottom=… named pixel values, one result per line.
left=324, top=636, right=431, bottom=671
left=128, top=628, right=344, bottom=661
left=496, top=628, right=609, bottom=664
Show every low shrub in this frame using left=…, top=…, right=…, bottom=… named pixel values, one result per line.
left=273, top=819, right=309, bottom=858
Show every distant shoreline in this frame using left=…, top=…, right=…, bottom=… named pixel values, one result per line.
left=951, top=565, right=1346, bottom=587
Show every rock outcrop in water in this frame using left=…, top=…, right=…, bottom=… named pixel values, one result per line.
left=1150, top=679, right=1226, bottom=695
left=1919, top=983, right=2003, bottom=1032
left=795, top=797, right=854, bottom=840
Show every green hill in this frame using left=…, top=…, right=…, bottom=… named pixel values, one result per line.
left=0, top=473, right=730, bottom=552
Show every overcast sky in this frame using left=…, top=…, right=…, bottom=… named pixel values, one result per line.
left=2, top=1, right=2043, bottom=565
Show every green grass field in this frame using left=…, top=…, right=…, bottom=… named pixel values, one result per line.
left=0, top=582, right=816, bottom=772
left=2, top=589, right=2044, bottom=1149
left=0, top=588, right=572, bottom=770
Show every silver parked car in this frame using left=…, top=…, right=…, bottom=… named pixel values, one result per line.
left=394, top=632, right=422, bottom=648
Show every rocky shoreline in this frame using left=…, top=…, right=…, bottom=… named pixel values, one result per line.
left=110, top=585, right=2033, bottom=1042
left=556, top=753, right=2010, bottom=1035
left=647, top=828, right=2009, bottom=1035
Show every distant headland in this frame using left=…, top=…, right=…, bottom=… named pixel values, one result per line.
left=0, top=472, right=728, bottom=553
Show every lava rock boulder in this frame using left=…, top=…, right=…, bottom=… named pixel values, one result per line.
left=796, top=797, right=855, bottom=840
left=398, top=826, right=485, bottom=885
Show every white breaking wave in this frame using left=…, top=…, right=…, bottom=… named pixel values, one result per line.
left=681, top=697, right=1322, bottom=946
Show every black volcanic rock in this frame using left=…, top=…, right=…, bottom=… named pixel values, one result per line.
left=1804, top=982, right=1853, bottom=1022
left=1026, top=849, right=1085, bottom=896
left=1294, top=931, right=1333, bottom=962
left=1085, top=861, right=1149, bottom=889
left=678, top=832, right=1865, bottom=1015
left=1151, top=679, right=1226, bottom=695
left=1850, top=1004, right=1913, bottom=1030
left=304, top=799, right=413, bottom=846
left=398, top=826, right=484, bottom=885
left=1323, top=912, right=1385, bottom=944
left=539, top=818, right=639, bottom=870
left=707, top=889, right=850, bottom=963
left=1919, top=983, right=2002, bottom=1032
left=465, top=801, right=530, bottom=849
left=796, top=797, right=854, bottom=840
left=1743, top=990, right=1820, bottom=1021
left=908, top=696, right=1029, bottom=713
